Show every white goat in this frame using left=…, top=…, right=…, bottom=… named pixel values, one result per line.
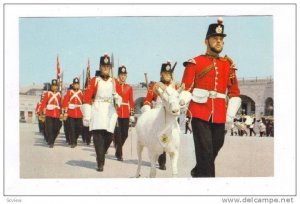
left=135, top=82, right=191, bottom=178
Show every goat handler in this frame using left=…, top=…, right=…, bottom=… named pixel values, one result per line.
left=180, top=17, right=241, bottom=177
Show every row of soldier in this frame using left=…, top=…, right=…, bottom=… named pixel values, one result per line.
left=34, top=17, right=243, bottom=177
left=35, top=54, right=176, bottom=171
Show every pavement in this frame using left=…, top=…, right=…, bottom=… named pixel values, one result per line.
left=20, top=122, right=274, bottom=178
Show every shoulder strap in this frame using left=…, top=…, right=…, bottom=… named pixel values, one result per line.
left=197, top=64, right=214, bottom=79
left=70, top=90, right=82, bottom=104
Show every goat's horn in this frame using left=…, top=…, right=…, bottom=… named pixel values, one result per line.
left=177, top=83, right=185, bottom=93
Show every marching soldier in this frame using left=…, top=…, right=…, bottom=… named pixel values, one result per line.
left=39, top=79, right=62, bottom=148
left=81, top=71, right=96, bottom=146
left=180, top=17, right=241, bottom=177
left=81, top=53, right=122, bottom=172
left=114, top=65, right=135, bottom=161
left=62, top=77, right=83, bottom=148
left=81, top=70, right=101, bottom=145
left=141, top=60, right=178, bottom=170
left=35, top=94, right=44, bottom=133
left=62, top=84, right=73, bottom=145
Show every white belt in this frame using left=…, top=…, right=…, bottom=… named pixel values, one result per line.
left=68, top=103, right=82, bottom=109
left=121, top=102, right=129, bottom=106
left=94, top=97, right=113, bottom=103
left=46, top=104, right=60, bottom=110
left=192, top=88, right=226, bottom=104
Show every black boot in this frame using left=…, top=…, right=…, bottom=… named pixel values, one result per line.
left=96, top=160, right=104, bottom=172
left=97, top=166, right=103, bottom=172
left=191, top=166, right=198, bottom=177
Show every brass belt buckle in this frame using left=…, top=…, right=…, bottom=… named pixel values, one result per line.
left=210, top=91, right=217, bottom=98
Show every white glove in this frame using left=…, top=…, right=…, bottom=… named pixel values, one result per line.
left=83, top=119, right=90, bottom=127
left=129, top=116, right=135, bottom=123
left=179, top=90, right=192, bottom=108
left=113, top=93, right=122, bottom=107
left=226, top=97, right=241, bottom=122
left=141, top=105, right=151, bottom=113
left=225, top=120, right=234, bottom=131
left=81, top=104, right=91, bottom=127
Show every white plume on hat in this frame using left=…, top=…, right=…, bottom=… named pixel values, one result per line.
left=217, top=17, right=223, bottom=24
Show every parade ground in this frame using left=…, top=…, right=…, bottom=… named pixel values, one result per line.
left=20, top=122, right=274, bottom=178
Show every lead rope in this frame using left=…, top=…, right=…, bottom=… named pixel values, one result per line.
left=130, top=123, right=132, bottom=157
left=187, top=109, right=193, bottom=131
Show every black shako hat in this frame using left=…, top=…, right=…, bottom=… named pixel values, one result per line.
left=160, top=61, right=173, bottom=73
left=118, top=65, right=127, bottom=75
left=51, top=79, right=58, bottom=86
left=206, top=17, right=227, bottom=39
left=73, top=77, right=80, bottom=84
left=99, top=53, right=111, bottom=66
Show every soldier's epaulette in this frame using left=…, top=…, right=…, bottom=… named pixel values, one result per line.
left=183, top=58, right=196, bottom=67
left=223, top=55, right=238, bottom=70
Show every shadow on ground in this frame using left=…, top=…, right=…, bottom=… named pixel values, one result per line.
left=65, top=160, right=96, bottom=170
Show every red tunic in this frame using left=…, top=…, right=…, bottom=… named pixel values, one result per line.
left=62, top=89, right=83, bottom=118
left=39, top=91, right=61, bottom=118
left=35, top=101, right=42, bottom=114
left=116, top=81, right=134, bottom=118
left=83, top=76, right=120, bottom=104
left=144, top=81, right=178, bottom=106
left=181, top=55, right=240, bottom=123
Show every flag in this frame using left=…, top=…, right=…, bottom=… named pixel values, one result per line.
left=56, top=55, right=63, bottom=94
left=84, top=58, right=91, bottom=89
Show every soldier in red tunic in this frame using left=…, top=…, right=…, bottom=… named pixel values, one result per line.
left=62, top=77, right=83, bottom=148
left=114, top=65, right=135, bottom=161
left=35, top=94, right=44, bottom=133
left=141, top=60, right=178, bottom=170
left=81, top=53, right=122, bottom=172
left=181, top=17, right=241, bottom=177
left=39, top=79, right=62, bottom=148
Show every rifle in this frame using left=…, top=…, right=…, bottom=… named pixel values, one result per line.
left=171, top=61, right=177, bottom=72
left=59, top=71, right=65, bottom=121
left=171, top=61, right=177, bottom=82
left=111, top=53, right=117, bottom=110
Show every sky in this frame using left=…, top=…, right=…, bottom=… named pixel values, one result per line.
left=19, top=16, right=273, bottom=86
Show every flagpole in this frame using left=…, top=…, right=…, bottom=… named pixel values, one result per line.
left=82, top=68, right=85, bottom=90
